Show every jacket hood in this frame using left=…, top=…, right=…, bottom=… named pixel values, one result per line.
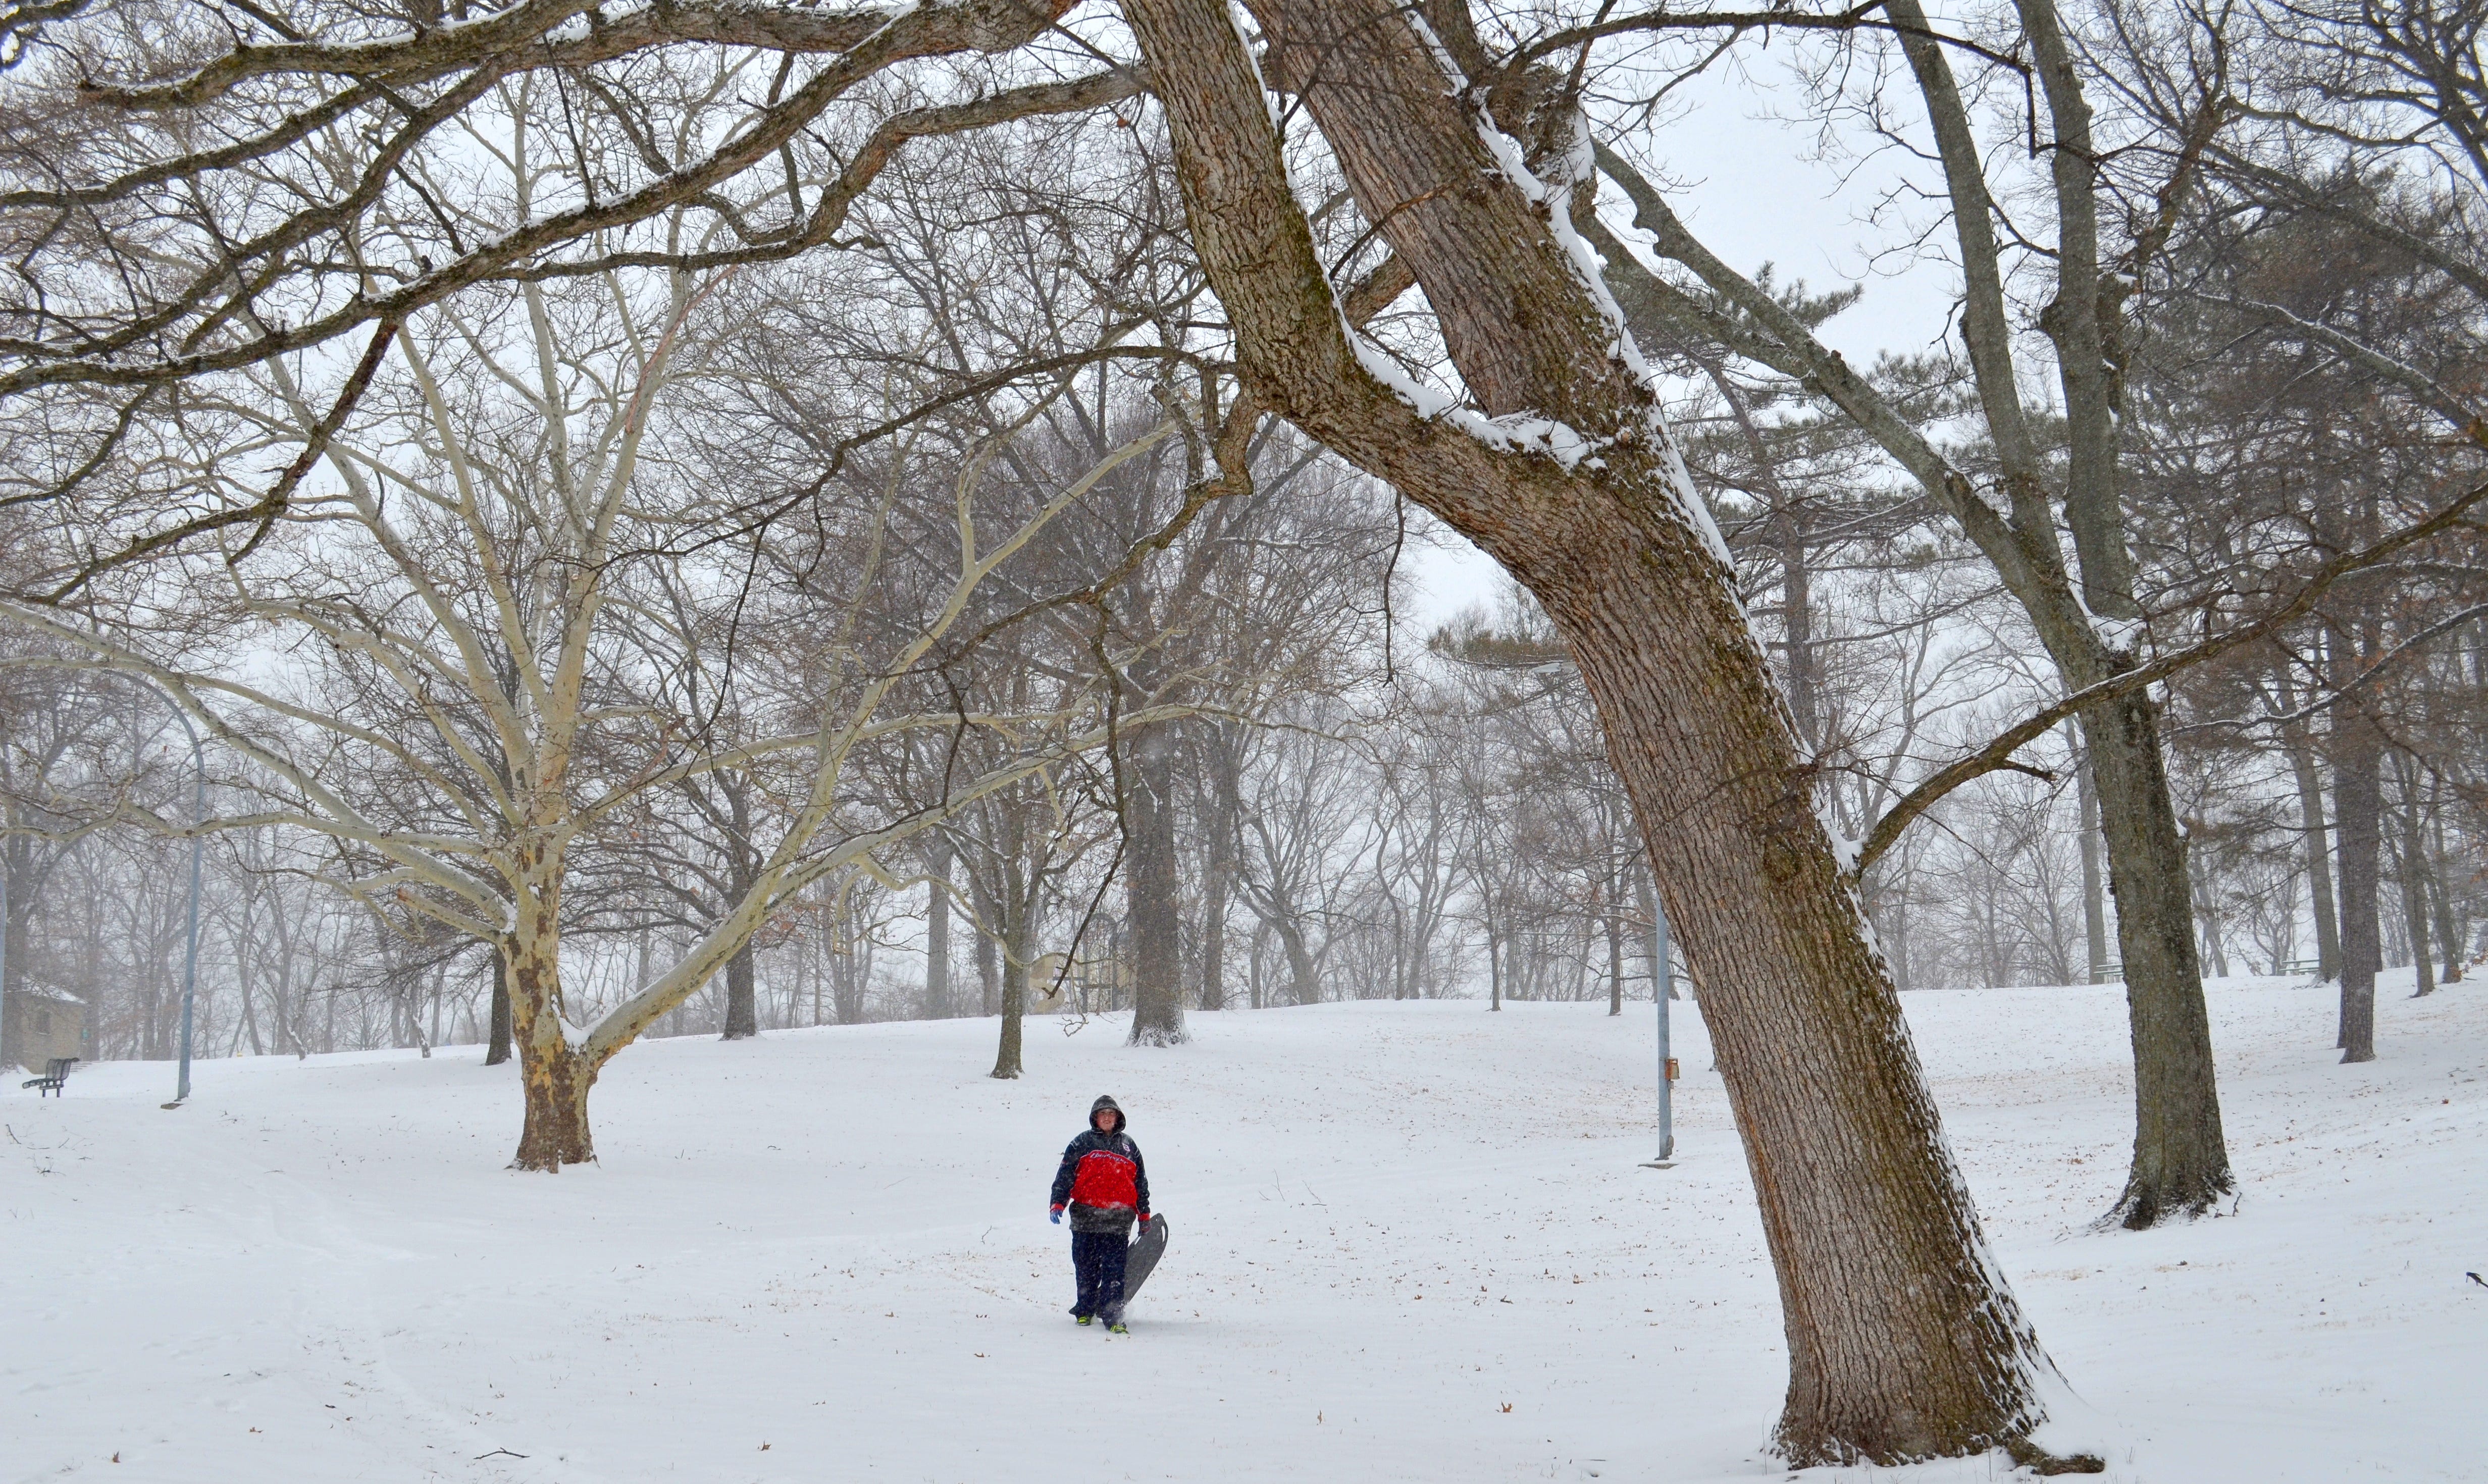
left=1089, top=1094, right=1125, bottom=1133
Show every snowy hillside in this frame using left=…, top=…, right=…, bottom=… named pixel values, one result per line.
left=5, top=976, right=2480, bottom=1482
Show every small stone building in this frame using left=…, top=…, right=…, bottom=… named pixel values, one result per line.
left=3, top=989, right=88, bottom=1072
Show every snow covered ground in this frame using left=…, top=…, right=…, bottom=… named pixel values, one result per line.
left=5, top=973, right=2480, bottom=1483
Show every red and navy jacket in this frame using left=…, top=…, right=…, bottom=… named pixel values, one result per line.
left=1050, top=1128, right=1149, bottom=1233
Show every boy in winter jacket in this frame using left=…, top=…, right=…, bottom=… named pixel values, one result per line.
left=1049, top=1094, right=1150, bottom=1331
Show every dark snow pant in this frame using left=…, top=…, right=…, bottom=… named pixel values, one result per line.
left=1071, top=1230, right=1129, bottom=1321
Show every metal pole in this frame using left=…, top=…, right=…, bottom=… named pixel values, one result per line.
left=173, top=705, right=203, bottom=1103
left=1653, top=892, right=1674, bottom=1163
left=0, top=857, right=11, bottom=1072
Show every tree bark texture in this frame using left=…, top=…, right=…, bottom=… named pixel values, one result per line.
left=505, top=916, right=595, bottom=1171
left=485, top=949, right=514, bottom=1066
left=1118, top=0, right=2090, bottom=1462
left=720, top=940, right=759, bottom=1039
left=1125, top=723, right=1188, bottom=1045
left=2084, top=694, right=2231, bottom=1228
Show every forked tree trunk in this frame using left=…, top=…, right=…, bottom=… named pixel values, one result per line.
left=2083, top=694, right=2232, bottom=1227
left=1125, top=724, right=1188, bottom=1045
left=1118, top=0, right=2092, bottom=1462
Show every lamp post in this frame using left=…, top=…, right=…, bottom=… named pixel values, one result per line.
left=1, top=857, right=11, bottom=1071
left=1643, top=887, right=1677, bottom=1169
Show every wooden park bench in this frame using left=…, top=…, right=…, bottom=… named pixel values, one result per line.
left=21, top=1057, right=76, bottom=1096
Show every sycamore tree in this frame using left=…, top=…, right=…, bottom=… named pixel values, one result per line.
left=1, top=79, right=1189, bottom=1167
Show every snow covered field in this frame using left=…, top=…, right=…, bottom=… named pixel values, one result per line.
left=5, top=975, right=2480, bottom=1483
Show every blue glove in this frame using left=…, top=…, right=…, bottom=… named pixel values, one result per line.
left=1049, top=1207, right=1063, bottom=1224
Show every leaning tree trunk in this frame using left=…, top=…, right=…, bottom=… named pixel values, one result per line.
left=1562, top=541, right=2080, bottom=1466
left=2082, top=692, right=2232, bottom=1227
left=1117, top=0, right=2092, bottom=1462
left=1125, top=722, right=1188, bottom=1045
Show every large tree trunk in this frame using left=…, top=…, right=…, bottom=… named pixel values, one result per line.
left=1117, top=0, right=2091, bottom=1462
left=504, top=922, right=595, bottom=1171
left=720, top=938, right=759, bottom=1039
left=1125, top=724, right=1188, bottom=1044
left=1547, top=505, right=2081, bottom=1465
left=2085, top=694, right=2232, bottom=1227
